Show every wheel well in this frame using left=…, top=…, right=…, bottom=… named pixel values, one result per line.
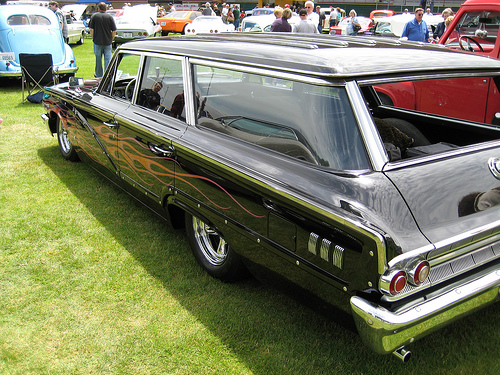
left=47, top=111, right=58, bottom=134
left=167, top=203, right=186, bottom=230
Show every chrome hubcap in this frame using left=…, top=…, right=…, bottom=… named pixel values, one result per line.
left=58, top=121, right=72, bottom=154
left=192, top=216, right=228, bottom=266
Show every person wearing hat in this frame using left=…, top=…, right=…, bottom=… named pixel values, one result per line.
left=293, top=8, right=319, bottom=34
left=201, top=2, right=212, bottom=16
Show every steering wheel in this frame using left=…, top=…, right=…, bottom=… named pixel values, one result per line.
left=459, top=36, right=484, bottom=53
left=125, top=78, right=136, bottom=101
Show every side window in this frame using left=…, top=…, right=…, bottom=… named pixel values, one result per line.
left=136, top=56, right=185, bottom=122
left=193, top=65, right=369, bottom=170
left=101, top=53, right=141, bottom=102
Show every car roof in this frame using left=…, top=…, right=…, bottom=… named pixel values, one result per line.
left=119, top=33, right=500, bottom=80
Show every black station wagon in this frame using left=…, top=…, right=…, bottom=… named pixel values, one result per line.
left=42, top=33, right=500, bottom=361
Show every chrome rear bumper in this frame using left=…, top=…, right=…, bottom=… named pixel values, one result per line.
left=350, top=267, right=500, bottom=355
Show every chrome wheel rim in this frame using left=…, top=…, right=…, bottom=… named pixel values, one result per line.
left=58, top=121, right=72, bottom=154
left=192, top=216, right=228, bottom=266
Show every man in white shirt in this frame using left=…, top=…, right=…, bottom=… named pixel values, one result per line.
left=305, top=1, right=319, bottom=26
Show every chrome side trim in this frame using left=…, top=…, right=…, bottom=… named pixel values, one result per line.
left=351, top=268, right=500, bottom=355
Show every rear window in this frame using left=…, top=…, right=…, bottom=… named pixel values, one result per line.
left=7, top=14, right=51, bottom=26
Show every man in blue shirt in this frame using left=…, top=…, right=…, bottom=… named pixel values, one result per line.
left=401, top=8, right=431, bottom=42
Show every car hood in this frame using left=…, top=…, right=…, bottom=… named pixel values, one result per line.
left=7, top=27, right=65, bottom=66
left=384, top=145, right=500, bottom=246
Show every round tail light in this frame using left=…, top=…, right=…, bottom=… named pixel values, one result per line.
left=409, top=260, right=430, bottom=286
left=390, top=271, right=407, bottom=295
left=380, top=270, right=407, bottom=296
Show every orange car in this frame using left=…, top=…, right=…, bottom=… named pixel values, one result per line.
left=157, top=11, right=201, bottom=35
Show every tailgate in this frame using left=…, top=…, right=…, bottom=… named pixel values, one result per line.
left=384, top=146, right=500, bottom=245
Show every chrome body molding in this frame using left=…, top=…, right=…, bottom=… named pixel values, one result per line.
left=351, top=267, right=500, bottom=355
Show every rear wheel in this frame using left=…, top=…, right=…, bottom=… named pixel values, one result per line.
left=57, top=117, right=79, bottom=161
left=185, top=212, right=248, bottom=282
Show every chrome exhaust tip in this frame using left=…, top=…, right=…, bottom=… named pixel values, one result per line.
left=393, top=347, right=411, bottom=362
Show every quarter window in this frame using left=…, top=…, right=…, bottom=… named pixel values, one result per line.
left=193, top=65, right=369, bottom=170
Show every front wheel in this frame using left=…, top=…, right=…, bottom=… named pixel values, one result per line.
left=185, top=212, right=248, bottom=282
left=57, top=117, right=79, bottom=161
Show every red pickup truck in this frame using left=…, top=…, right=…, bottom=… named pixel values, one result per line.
left=439, top=0, right=500, bottom=58
left=376, top=0, right=500, bottom=125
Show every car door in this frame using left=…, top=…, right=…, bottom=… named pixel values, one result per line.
left=71, top=52, right=141, bottom=181
left=114, top=55, right=188, bottom=214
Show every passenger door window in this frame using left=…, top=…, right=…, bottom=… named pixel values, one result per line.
left=136, top=56, right=186, bottom=122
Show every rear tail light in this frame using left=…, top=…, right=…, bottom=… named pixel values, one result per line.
left=408, top=260, right=430, bottom=286
left=380, top=270, right=407, bottom=296
left=379, top=258, right=431, bottom=296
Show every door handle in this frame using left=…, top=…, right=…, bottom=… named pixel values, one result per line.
left=149, top=143, right=174, bottom=157
left=103, top=120, right=118, bottom=128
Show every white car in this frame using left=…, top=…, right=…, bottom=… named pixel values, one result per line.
left=374, top=13, right=443, bottom=38
left=185, top=16, right=234, bottom=35
left=64, top=13, right=86, bottom=45
left=113, top=5, right=162, bottom=47
left=240, top=14, right=300, bottom=32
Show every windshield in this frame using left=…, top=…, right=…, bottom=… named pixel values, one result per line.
left=443, top=10, right=500, bottom=53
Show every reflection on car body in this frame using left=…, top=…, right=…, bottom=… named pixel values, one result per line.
left=42, top=34, right=500, bottom=362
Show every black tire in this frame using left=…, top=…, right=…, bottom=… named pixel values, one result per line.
left=57, top=117, right=79, bottom=162
left=184, top=212, right=248, bottom=282
left=161, top=30, right=169, bottom=36
left=382, top=118, right=430, bottom=147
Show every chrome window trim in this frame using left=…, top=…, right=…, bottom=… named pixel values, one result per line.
left=188, top=58, right=341, bottom=86
left=345, top=80, right=388, bottom=172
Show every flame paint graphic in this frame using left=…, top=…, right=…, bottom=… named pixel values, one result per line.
left=52, top=106, right=264, bottom=219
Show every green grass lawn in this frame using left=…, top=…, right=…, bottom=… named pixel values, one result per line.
left=1, top=39, right=499, bottom=374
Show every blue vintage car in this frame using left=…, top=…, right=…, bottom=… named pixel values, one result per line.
left=0, top=5, right=78, bottom=79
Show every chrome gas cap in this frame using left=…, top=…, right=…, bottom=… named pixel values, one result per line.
left=488, top=157, right=500, bottom=179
